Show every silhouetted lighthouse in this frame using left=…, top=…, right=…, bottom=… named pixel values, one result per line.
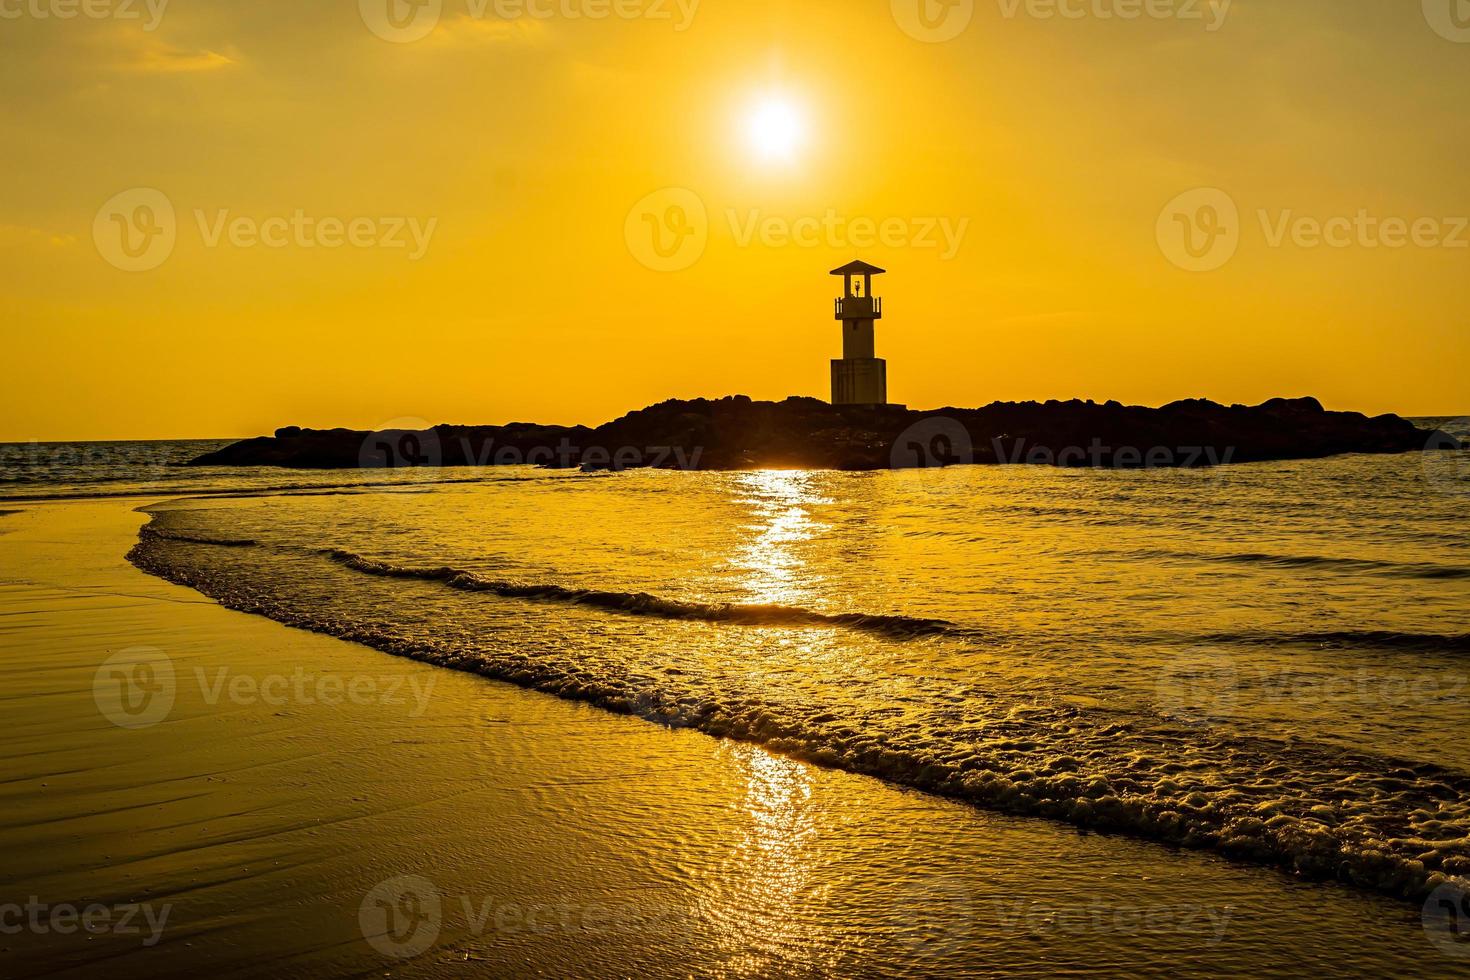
left=830, top=260, right=888, bottom=406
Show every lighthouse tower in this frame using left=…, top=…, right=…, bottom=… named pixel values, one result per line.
left=829, top=260, right=888, bottom=406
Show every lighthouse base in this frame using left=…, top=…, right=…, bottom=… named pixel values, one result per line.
left=831, top=358, right=888, bottom=406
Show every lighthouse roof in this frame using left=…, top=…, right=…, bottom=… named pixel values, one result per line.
left=829, top=260, right=887, bottom=276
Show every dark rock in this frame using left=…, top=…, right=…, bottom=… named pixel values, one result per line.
left=186, top=395, right=1462, bottom=472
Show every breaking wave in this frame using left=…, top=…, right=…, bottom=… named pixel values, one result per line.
left=324, top=549, right=963, bottom=640
left=1127, top=548, right=1470, bottom=581
left=1196, top=629, right=1470, bottom=655
left=127, top=513, right=1470, bottom=909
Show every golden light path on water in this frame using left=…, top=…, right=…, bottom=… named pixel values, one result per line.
left=730, top=470, right=830, bottom=608
left=703, top=746, right=825, bottom=978
left=707, top=471, right=833, bottom=975
left=112, top=449, right=1470, bottom=974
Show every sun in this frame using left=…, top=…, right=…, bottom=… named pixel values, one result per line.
left=744, top=97, right=808, bottom=164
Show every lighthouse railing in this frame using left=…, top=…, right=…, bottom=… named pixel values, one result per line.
left=835, top=297, right=881, bottom=318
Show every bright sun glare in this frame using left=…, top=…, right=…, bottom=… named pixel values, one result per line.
left=745, top=97, right=807, bottom=164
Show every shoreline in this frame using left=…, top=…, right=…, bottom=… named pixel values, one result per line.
left=0, top=498, right=1452, bottom=976
left=126, top=502, right=1470, bottom=912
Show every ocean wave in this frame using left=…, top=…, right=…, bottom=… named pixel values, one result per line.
left=0, top=473, right=591, bottom=504
left=127, top=515, right=1470, bottom=909
left=1197, top=629, right=1470, bottom=655
left=324, top=549, right=961, bottom=640
left=138, top=526, right=259, bottom=548
left=1122, top=548, right=1470, bottom=581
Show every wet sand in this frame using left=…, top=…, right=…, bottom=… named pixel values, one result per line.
left=0, top=501, right=1451, bottom=977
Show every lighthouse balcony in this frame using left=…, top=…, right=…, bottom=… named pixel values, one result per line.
left=835, top=296, right=881, bottom=320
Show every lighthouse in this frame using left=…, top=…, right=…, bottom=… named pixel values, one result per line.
left=829, top=260, right=888, bottom=406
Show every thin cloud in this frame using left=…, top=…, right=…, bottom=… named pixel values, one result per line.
left=422, top=14, right=547, bottom=47
left=121, top=37, right=237, bottom=74
left=0, top=225, right=77, bottom=249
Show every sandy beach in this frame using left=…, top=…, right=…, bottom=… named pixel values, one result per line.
left=0, top=498, right=1451, bottom=977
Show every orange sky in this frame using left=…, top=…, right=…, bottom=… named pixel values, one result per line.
left=2, top=0, right=1467, bottom=440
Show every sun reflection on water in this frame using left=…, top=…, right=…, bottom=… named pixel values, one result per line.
left=701, top=743, right=835, bottom=977
left=730, top=471, right=831, bottom=607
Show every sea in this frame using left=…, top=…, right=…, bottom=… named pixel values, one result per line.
left=3, top=418, right=1468, bottom=918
